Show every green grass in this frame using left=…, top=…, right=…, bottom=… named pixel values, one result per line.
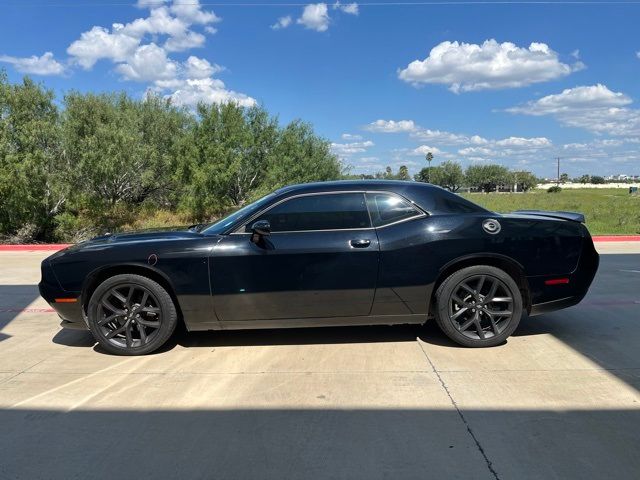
left=461, top=188, right=640, bottom=235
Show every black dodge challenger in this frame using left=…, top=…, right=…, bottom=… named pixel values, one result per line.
left=39, top=180, right=599, bottom=355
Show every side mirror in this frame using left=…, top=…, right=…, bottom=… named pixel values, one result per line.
left=250, top=220, right=271, bottom=243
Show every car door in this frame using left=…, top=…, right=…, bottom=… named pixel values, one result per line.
left=210, top=191, right=380, bottom=322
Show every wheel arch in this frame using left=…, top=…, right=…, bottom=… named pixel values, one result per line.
left=81, top=263, right=183, bottom=322
left=431, top=253, right=531, bottom=313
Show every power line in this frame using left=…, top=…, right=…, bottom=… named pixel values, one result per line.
left=3, top=1, right=640, bottom=7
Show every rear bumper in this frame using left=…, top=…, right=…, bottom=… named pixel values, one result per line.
left=529, top=295, right=583, bottom=316
left=528, top=232, right=599, bottom=316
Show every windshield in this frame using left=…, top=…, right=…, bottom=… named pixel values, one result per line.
left=201, top=193, right=278, bottom=235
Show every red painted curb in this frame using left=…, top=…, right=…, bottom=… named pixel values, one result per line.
left=592, top=236, right=640, bottom=242
left=0, top=307, right=55, bottom=313
left=0, top=244, right=71, bottom=251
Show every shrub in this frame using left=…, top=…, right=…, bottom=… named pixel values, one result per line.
left=547, top=186, right=562, bottom=193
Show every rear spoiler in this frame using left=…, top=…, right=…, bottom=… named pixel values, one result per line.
left=514, top=210, right=585, bottom=223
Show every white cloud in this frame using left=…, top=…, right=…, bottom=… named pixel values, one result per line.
left=334, top=2, right=359, bottom=15
left=398, top=39, right=583, bottom=92
left=298, top=3, right=330, bottom=32
left=184, top=55, right=223, bottom=79
left=494, top=137, right=552, bottom=148
left=67, top=25, right=140, bottom=69
left=636, top=51, right=640, bottom=59
left=167, top=78, right=256, bottom=108
left=0, top=52, right=65, bottom=76
left=507, top=84, right=632, bottom=115
left=508, top=84, right=640, bottom=136
left=341, top=133, right=363, bottom=140
left=136, top=0, right=165, bottom=7
left=331, top=140, right=374, bottom=156
left=277, top=2, right=357, bottom=32
left=367, top=120, right=489, bottom=146
left=123, top=6, right=188, bottom=39
left=62, top=1, right=253, bottom=108
left=68, top=2, right=220, bottom=67
left=271, top=16, right=293, bottom=30
left=364, top=119, right=417, bottom=133
left=412, top=129, right=488, bottom=146
left=457, top=136, right=553, bottom=159
left=170, top=0, right=221, bottom=25
left=409, top=145, right=443, bottom=156
left=164, top=31, right=206, bottom=52
left=458, top=146, right=495, bottom=157
left=115, top=43, right=178, bottom=82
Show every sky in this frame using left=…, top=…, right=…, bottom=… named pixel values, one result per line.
left=1, top=0, right=639, bottom=178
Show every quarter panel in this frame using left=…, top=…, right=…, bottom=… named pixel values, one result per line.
left=373, top=214, right=586, bottom=315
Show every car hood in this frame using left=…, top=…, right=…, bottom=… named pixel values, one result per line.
left=53, top=228, right=206, bottom=257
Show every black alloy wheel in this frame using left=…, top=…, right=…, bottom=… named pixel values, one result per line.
left=97, top=284, right=162, bottom=348
left=87, top=274, right=178, bottom=355
left=449, top=274, right=513, bottom=340
left=435, top=265, right=523, bottom=347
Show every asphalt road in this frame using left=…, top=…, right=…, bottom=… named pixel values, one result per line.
left=0, top=249, right=639, bottom=480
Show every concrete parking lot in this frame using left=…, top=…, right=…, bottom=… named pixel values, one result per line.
left=1, top=245, right=639, bottom=479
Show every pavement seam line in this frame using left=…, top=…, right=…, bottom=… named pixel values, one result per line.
left=417, top=341, right=500, bottom=480
left=9, top=357, right=136, bottom=409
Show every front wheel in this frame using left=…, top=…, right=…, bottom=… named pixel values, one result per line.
left=87, top=274, right=178, bottom=355
left=434, top=265, right=523, bottom=347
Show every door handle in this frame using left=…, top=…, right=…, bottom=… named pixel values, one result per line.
left=350, top=239, right=371, bottom=248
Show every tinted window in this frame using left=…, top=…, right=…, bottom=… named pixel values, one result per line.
left=251, top=193, right=370, bottom=232
left=203, top=192, right=277, bottom=234
left=366, top=193, right=422, bottom=227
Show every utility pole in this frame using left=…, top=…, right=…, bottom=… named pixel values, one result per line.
left=556, top=157, right=561, bottom=186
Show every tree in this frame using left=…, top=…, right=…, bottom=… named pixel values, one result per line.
left=591, top=175, right=606, bottom=184
left=579, top=174, right=591, bottom=184
left=260, top=119, right=341, bottom=194
left=560, top=172, right=569, bottom=184
left=465, top=164, right=511, bottom=192
left=416, top=161, right=464, bottom=192
left=178, top=102, right=276, bottom=217
left=0, top=73, right=346, bottom=241
left=397, top=165, right=411, bottom=180
left=179, top=105, right=341, bottom=220
left=425, top=151, right=434, bottom=182
left=512, top=171, right=539, bottom=192
left=61, top=92, right=191, bottom=222
left=0, top=72, right=63, bottom=240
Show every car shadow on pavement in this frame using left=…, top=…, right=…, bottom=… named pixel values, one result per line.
left=2, top=407, right=639, bottom=479
left=49, top=256, right=640, bottom=392
left=0, top=285, right=42, bottom=342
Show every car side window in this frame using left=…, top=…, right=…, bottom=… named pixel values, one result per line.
left=248, top=193, right=371, bottom=232
left=366, top=193, right=423, bottom=227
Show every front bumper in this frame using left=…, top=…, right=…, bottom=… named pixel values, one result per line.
left=39, top=260, right=84, bottom=325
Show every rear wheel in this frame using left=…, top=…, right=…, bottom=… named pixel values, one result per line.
left=87, top=274, right=178, bottom=355
left=434, top=265, right=522, bottom=347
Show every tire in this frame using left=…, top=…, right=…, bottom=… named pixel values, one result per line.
left=434, top=265, right=523, bottom=347
left=87, top=274, right=178, bottom=356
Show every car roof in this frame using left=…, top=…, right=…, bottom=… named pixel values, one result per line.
left=277, top=179, right=435, bottom=194
left=273, top=180, right=488, bottom=216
